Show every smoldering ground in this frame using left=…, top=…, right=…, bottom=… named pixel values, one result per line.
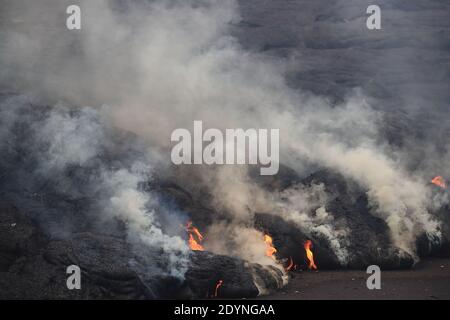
left=0, top=0, right=449, bottom=298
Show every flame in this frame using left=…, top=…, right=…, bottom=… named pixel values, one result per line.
left=185, top=221, right=204, bottom=251
left=264, top=234, right=277, bottom=259
left=432, top=176, right=446, bottom=189
left=304, top=240, right=318, bottom=270
left=285, top=257, right=294, bottom=271
left=214, top=280, right=223, bottom=297
left=186, top=221, right=204, bottom=241
left=188, top=234, right=204, bottom=251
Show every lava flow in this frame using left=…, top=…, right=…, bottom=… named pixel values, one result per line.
left=264, top=234, right=277, bottom=259
left=185, top=221, right=204, bottom=251
left=285, top=257, right=294, bottom=271
left=431, top=176, right=446, bottom=189
left=214, top=280, right=223, bottom=297
left=304, top=240, right=318, bottom=270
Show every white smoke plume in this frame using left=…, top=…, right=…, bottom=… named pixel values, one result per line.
left=276, top=184, right=350, bottom=265
left=0, top=0, right=445, bottom=274
left=0, top=95, right=190, bottom=278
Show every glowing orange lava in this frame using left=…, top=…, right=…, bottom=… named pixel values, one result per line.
left=285, top=257, right=294, bottom=271
left=188, top=234, right=204, bottom=251
left=264, top=234, right=277, bottom=259
left=185, top=221, right=204, bottom=251
left=214, top=280, right=223, bottom=297
left=431, top=176, right=446, bottom=189
left=304, top=240, right=318, bottom=270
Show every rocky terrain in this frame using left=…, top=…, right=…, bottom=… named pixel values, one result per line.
left=1, top=0, right=450, bottom=299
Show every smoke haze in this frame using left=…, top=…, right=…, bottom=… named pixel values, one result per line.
left=0, top=0, right=448, bottom=281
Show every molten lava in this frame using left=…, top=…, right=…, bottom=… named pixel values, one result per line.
left=186, top=221, right=204, bottom=241
left=264, top=234, right=277, bottom=259
left=185, top=221, right=204, bottom=251
left=214, top=280, right=223, bottom=297
left=285, top=257, right=294, bottom=271
left=432, top=176, right=446, bottom=189
left=188, top=234, right=204, bottom=251
left=304, top=240, right=318, bottom=270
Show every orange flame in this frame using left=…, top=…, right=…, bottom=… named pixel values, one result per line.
left=188, top=234, right=204, bottom=251
left=264, top=234, right=277, bottom=259
left=432, top=176, right=446, bottom=189
left=285, top=257, right=294, bottom=271
left=304, top=240, right=317, bottom=270
left=185, top=221, right=204, bottom=251
left=186, top=221, right=204, bottom=241
left=214, top=280, right=223, bottom=297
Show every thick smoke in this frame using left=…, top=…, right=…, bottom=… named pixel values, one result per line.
left=0, top=0, right=447, bottom=279
left=0, top=95, right=190, bottom=278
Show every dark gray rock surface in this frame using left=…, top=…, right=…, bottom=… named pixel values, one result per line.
left=0, top=202, right=285, bottom=299
left=1, top=0, right=450, bottom=299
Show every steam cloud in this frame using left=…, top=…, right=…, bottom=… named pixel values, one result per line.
left=0, top=0, right=447, bottom=281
